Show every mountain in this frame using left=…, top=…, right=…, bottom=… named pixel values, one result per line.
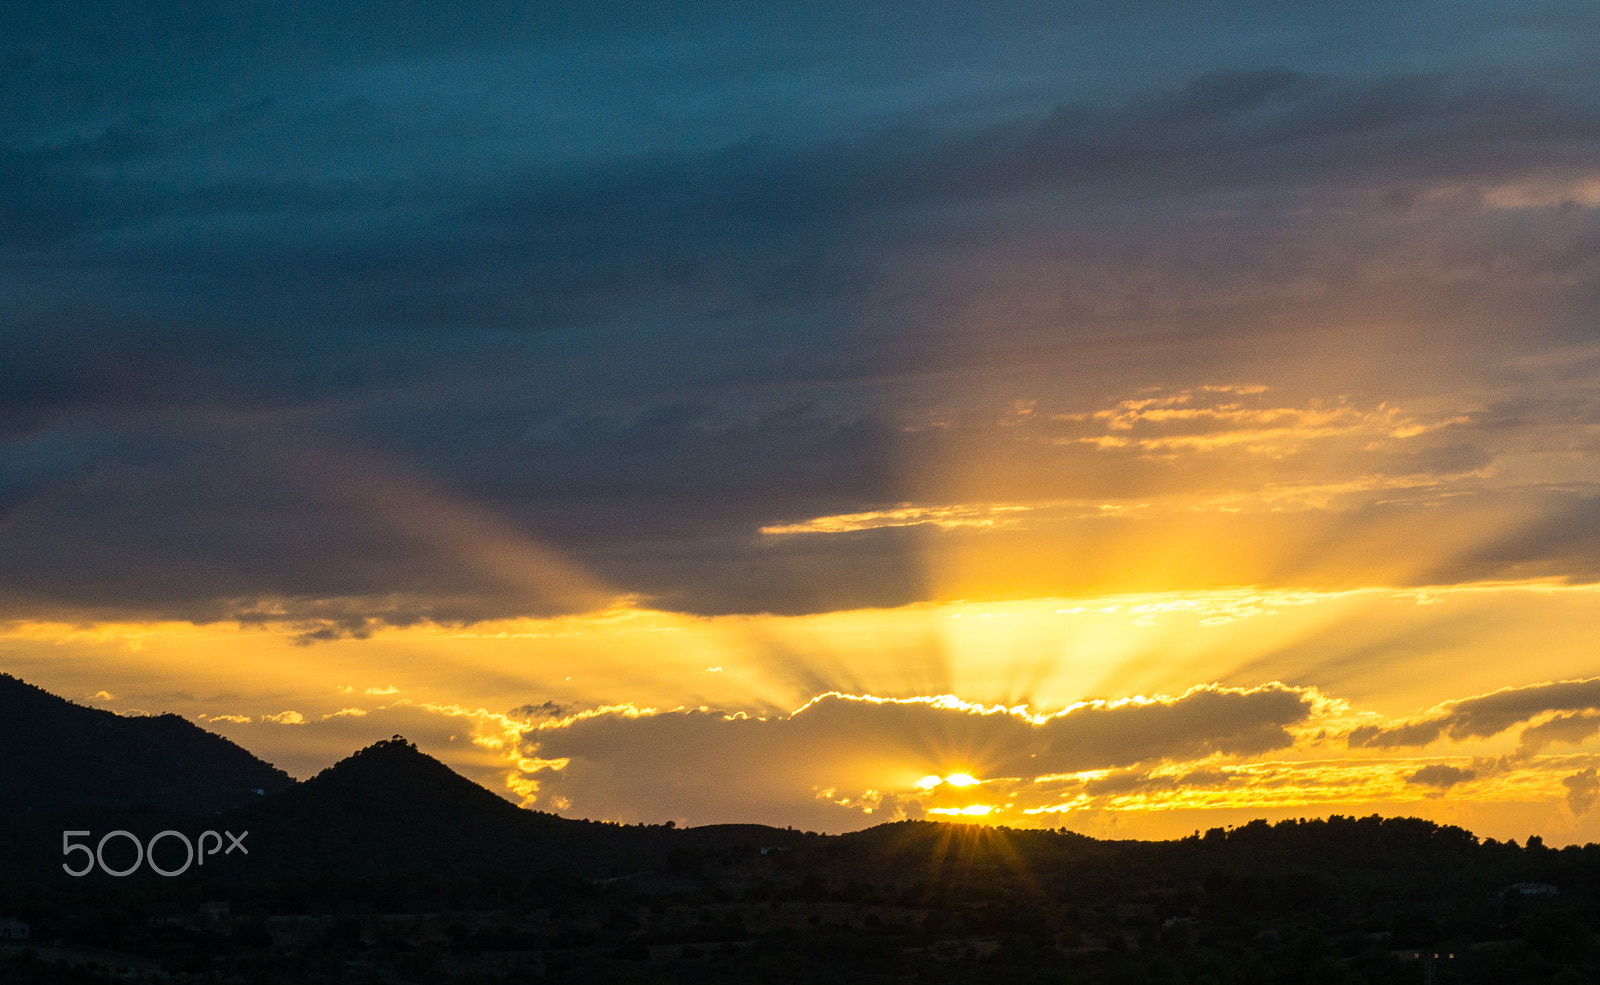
left=220, top=736, right=601, bottom=880
left=0, top=674, right=793, bottom=890
left=0, top=672, right=294, bottom=814
left=4, top=683, right=1597, bottom=985
left=221, top=736, right=764, bottom=885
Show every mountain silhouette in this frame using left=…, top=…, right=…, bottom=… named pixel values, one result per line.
left=261, top=734, right=531, bottom=825
left=224, top=736, right=610, bottom=878
left=223, top=737, right=807, bottom=886
left=0, top=673, right=793, bottom=890
left=5, top=675, right=1598, bottom=985
left=0, top=672, right=294, bottom=814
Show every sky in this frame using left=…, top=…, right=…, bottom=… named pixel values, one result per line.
left=5, top=1, right=1600, bottom=844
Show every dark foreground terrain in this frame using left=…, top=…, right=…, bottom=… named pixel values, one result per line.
left=2, top=675, right=1598, bottom=983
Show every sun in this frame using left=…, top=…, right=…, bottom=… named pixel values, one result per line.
left=930, top=804, right=994, bottom=817
left=916, top=772, right=981, bottom=790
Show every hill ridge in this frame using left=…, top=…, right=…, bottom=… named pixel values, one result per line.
left=0, top=672, right=294, bottom=814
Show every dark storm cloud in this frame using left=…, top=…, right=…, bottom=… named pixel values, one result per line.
left=6, top=1, right=1600, bottom=624
left=25, top=65, right=1600, bottom=335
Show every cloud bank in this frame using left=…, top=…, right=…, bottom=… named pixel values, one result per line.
left=5, top=4, right=1600, bottom=629
left=512, top=685, right=1312, bottom=824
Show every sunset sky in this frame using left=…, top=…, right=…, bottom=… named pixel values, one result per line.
left=6, top=1, right=1600, bottom=844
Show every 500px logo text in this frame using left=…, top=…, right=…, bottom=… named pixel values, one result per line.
left=62, top=829, right=248, bottom=877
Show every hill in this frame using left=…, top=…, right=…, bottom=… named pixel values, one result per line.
left=221, top=737, right=804, bottom=892
left=4, top=675, right=1599, bottom=984
left=226, top=736, right=578, bottom=874
left=0, top=673, right=293, bottom=814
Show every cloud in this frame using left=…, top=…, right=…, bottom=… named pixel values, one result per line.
left=1406, top=763, right=1477, bottom=789
left=761, top=502, right=1033, bottom=535
left=515, top=684, right=1313, bottom=825
left=1517, top=712, right=1600, bottom=757
left=1437, top=679, right=1600, bottom=739
left=6, top=6, right=1600, bottom=628
left=1058, top=387, right=1472, bottom=460
left=508, top=701, right=576, bottom=721
left=1036, top=685, right=1312, bottom=768
left=1348, top=719, right=1447, bottom=750
left=1082, top=766, right=1238, bottom=796
left=1349, top=678, right=1600, bottom=750
left=1564, top=768, right=1599, bottom=815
